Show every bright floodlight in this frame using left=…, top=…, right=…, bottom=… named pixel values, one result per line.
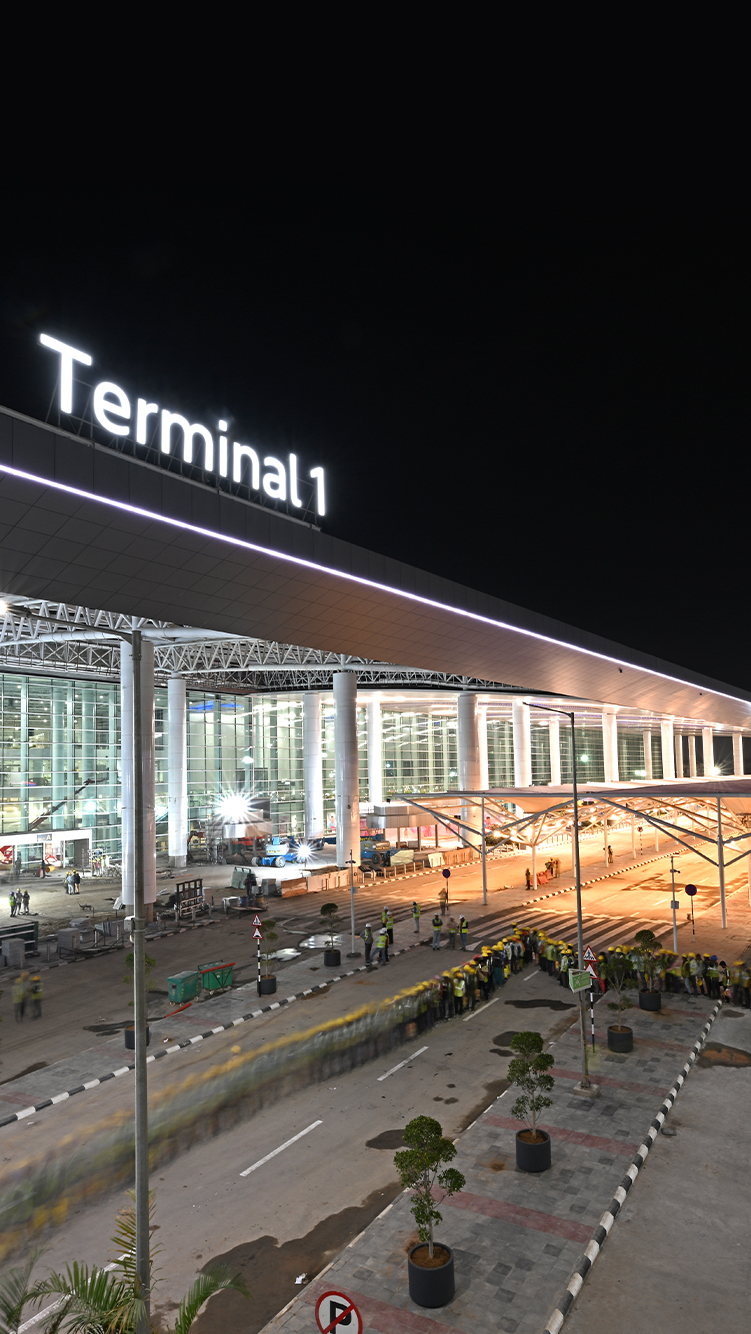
left=219, top=792, right=251, bottom=823
left=296, top=843, right=312, bottom=861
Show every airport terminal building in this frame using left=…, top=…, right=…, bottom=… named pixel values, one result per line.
left=2, top=335, right=751, bottom=894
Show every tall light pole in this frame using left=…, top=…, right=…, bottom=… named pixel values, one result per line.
left=528, top=702, right=595, bottom=1093
left=130, top=630, right=150, bottom=1330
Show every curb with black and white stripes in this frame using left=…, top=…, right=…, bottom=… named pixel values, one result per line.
left=543, top=998, right=723, bottom=1334
left=0, top=937, right=429, bottom=1127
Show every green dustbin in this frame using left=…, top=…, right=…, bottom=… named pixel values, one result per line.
left=198, top=960, right=234, bottom=992
left=166, top=970, right=200, bottom=1003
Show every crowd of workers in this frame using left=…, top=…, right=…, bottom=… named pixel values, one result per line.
left=7, top=890, right=31, bottom=916
left=358, top=904, right=751, bottom=1014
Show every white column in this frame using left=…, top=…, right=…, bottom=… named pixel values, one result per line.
left=548, top=717, right=561, bottom=785
left=602, top=708, right=619, bottom=783
left=660, top=719, right=675, bottom=780
left=512, top=699, right=532, bottom=786
left=366, top=695, right=383, bottom=806
left=333, top=672, right=359, bottom=869
left=120, top=638, right=156, bottom=911
left=702, top=726, right=714, bottom=777
left=688, top=734, right=697, bottom=778
left=51, top=684, right=66, bottom=829
left=642, top=731, right=653, bottom=781
left=674, top=732, right=684, bottom=779
left=303, top=692, right=324, bottom=837
left=458, top=692, right=481, bottom=846
left=478, top=705, right=489, bottom=791
left=167, top=676, right=187, bottom=868
left=733, top=732, right=743, bottom=777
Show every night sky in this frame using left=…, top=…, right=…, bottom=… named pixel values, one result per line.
left=1, top=191, right=747, bottom=687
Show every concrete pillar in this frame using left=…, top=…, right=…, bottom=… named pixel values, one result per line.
left=366, top=695, right=383, bottom=806
left=478, top=705, right=489, bottom=791
left=333, top=672, right=359, bottom=868
left=674, top=732, right=684, bottom=779
left=167, top=676, right=187, bottom=868
left=702, top=726, right=715, bottom=777
left=458, top=692, right=482, bottom=847
left=733, top=732, right=743, bottom=777
left=512, top=699, right=532, bottom=787
left=688, top=734, right=697, bottom=777
left=303, top=692, right=324, bottom=838
left=642, top=731, right=653, bottom=781
left=602, top=708, right=619, bottom=783
left=660, top=719, right=675, bottom=780
left=548, top=717, right=561, bottom=785
left=120, top=638, right=156, bottom=911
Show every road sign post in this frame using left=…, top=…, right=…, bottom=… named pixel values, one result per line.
left=315, top=1289, right=363, bottom=1334
left=252, top=914, right=263, bottom=993
left=685, top=884, right=697, bottom=940
left=442, top=866, right=451, bottom=911
left=569, top=970, right=591, bottom=992
left=670, top=854, right=679, bottom=952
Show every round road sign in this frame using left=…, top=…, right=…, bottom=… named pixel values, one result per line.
left=315, top=1290, right=363, bottom=1334
left=442, top=868, right=451, bottom=879
left=685, top=884, right=698, bottom=897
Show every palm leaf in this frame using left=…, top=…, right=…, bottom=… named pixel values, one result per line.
left=172, top=1267, right=250, bottom=1334
left=0, top=1250, right=44, bottom=1334
left=33, top=1263, right=134, bottom=1334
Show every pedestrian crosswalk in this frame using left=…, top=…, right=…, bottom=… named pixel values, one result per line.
left=467, top=906, right=670, bottom=954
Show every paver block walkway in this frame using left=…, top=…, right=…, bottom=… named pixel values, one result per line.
left=259, top=993, right=717, bottom=1334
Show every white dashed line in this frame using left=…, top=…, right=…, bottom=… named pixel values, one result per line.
left=239, top=1120, right=323, bottom=1176
left=376, top=1046, right=429, bottom=1081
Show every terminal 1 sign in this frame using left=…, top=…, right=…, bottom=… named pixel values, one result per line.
left=39, top=334, right=326, bottom=519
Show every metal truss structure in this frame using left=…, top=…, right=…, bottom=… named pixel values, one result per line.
left=0, top=598, right=512, bottom=693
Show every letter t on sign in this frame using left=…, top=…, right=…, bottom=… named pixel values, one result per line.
left=39, top=334, right=93, bottom=414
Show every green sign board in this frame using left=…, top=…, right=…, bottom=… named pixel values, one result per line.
left=569, top=970, right=592, bottom=992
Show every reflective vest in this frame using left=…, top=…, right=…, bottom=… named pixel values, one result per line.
left=453, top=976, right=465, bottom=998
left=381, top=910, right=388, bottom=925
left=459, top=920, right=468, bottom=935
left=432, top=916, right=442, bottom=929
left=377, top=930, right=389, bottom=949
left=386, top=912, right=394, bottom=929
left=412, top=904, right=421, bottom=917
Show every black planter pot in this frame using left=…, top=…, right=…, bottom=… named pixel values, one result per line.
left=407, top=1244, right=454, bottom=1307
left=515, top=1129, right=551, bottom=1173
left=607, top=1024, right=634, bottom=1052
left=258, top=976, right=277, bottom=995
left=639, top=990, right=661, bottom=1012
left=125, top=1025, right=150, bottom=1050
left=324, top=948, right=341, bottom=967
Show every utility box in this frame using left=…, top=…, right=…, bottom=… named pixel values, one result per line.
left=198, top=960, right=234, bottom=992
left=1, top=939, right=25, bottom=969
left=167, top=970, right=200, bottom=1004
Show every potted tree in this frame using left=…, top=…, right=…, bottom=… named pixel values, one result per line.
left=634, top=929, right=662, bottom=1011
left=606, top=951, right=635, bottom=1051
left=320, top=902, right=342, bottom=967
left=394, top=1115, right=465, bottom=1308
left=258, top=918, right=279, bottom=995
left=508, top=1030, right=555, bottom=1171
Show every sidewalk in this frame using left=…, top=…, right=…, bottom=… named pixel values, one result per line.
left=258, top=993, right=719, bottom=1334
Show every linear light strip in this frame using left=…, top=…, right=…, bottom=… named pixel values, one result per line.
left=1, top=461, right=748, bottom=715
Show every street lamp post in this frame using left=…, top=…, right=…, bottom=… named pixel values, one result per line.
left=481, top=795, right=488, bottom=907
left=670, top=853, right=679, bottom=953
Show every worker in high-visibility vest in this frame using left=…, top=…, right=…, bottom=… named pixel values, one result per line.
left=412, top=901, right=421, bottom=933
left=452, top=970, right=466, bottom=1013
left=459, top=916, right=469, bottom=951
left=376, top=927, right=389, bottom=966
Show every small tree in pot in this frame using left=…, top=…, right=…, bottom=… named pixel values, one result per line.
left=508, top=1030, right=555, bottom=1171
left=320, top=902, right=342, bottom=965
left=634, top=929, right=662, bottom=1010
left=394, top=1115, right=465, bottom=1308
left=606, top=950, right=635, bottom=1051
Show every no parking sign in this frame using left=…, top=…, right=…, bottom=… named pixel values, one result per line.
left=315, top=1290, right=363, bottom=1334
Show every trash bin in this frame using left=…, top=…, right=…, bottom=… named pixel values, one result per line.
left=167, top=970, right=200, bottom=1003
left=198, top=960, right=234, bottom=992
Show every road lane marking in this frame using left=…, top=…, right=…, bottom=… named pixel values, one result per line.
left=377, top=1046, right=429, bottom=1081
left=240, top=1120, right=322, bottom=1176
left=463, top=997, right=501, bottom=1021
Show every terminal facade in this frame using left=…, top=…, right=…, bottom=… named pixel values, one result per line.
left=2, top=346, right=751, bottom=906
